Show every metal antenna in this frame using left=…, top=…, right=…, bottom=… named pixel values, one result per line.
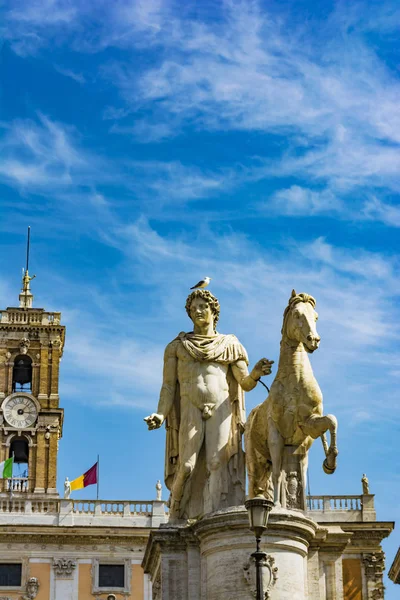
left=26, top=226, right=31, bottom=273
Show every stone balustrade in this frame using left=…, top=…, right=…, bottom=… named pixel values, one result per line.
left=0, top=497, right=167, bottom=527
left=6, top=477, right=29, bottom=493
left=0, top=493, right=375, bottom=526
left=0, top=309, right=61, bottom=325
left=306, top=494, right=376, bottom=522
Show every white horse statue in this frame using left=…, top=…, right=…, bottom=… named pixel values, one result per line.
left=245, top=290, right=338, bottom=505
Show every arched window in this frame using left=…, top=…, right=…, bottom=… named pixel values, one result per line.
left=12, top=355, right=32, bottom=392
left=9, top=437, right=29, bottom=488
left=10, top=437, right=29, bottom=465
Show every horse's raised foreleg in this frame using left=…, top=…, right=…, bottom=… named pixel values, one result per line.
left=267, top=419, right=284, bottom=506
left=304, top=414, right=338, bottom=474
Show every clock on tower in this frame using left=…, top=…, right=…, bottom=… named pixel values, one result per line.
left=0, top=233, right=65, bottom=497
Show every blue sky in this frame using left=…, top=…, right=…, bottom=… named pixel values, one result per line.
left=1, top=0, right=399, bottom=593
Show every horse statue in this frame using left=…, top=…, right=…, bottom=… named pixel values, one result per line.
left=245, top=290, right=338, bottom=506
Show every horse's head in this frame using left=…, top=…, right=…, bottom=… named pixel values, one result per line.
left=282, top=290, right=320, bottom=353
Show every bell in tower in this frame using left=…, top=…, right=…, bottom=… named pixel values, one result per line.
left=0, top=228, right=65, bottom=498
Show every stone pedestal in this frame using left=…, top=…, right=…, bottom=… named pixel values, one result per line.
left=143, top=506, right=319, bottom=600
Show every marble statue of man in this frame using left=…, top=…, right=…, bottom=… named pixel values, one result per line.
left=145, top=289, right=273, bottom=520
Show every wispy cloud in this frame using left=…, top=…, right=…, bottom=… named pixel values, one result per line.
left=54, top=64, right=86, bottom=84
left=268, top=186, right=343, bottom=216
left=362, top=196, right=400, bottom=227
left=0, top=113, right=89, bottom=189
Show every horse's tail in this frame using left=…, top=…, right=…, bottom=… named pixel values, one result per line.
left=244, top=405, right=258, bottom=455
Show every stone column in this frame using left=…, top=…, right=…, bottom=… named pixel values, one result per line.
left=50, top=341, right=61, bottom=407
left=38, top=343, right=49, bottom=402
left=34, top=430, right=46, bottom=493
left=32, top=358, right=40, bottom=398
left=0, top=351, right=7, bottom=398
left=6, top=359, right=13, bottom=395
left=47, top=428, right=59, bottom=495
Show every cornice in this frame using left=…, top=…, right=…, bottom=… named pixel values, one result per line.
left=0, top=525, right=152, bottom=546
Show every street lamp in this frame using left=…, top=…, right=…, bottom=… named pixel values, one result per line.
left=245, top=495, right=274, bottom=600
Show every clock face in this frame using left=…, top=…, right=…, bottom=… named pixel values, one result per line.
left=3, top=396, right=38, bottom=429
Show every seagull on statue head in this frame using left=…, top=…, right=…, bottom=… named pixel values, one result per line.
left=190, top=276, right=211, bottom=290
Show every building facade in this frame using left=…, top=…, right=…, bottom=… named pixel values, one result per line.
left=0, top=272, right=394, bottom=599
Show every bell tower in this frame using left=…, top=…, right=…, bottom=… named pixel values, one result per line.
left=0, top=229, right=65, bottom=497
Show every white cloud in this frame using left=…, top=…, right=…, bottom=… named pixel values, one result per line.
left=362, top=197, right=400, bottom=227
left=54, top=65, right=86, bottom=84
left=269, top=186, right=342, bottom=216
left=0, top=114, right=116, bottom=203
left=305, top=237, right=399, bottom=283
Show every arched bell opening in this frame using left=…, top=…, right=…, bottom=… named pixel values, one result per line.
left=9, top=436, right=30, bottom=492
left=12, top=354, right=32, bottom=393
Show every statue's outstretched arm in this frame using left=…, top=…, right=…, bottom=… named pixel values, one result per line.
left=232, top=358, right=274, bottom=392
left=144, top=342, right=177, bottom=430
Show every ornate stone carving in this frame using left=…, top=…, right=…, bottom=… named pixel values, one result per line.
left=363, top=553, right=385, bottom=600
left=19, top=338, right=30, bottom=354
left=53, top=557, right=77, bottom=577
left=286, top=471, right=300, bottom=509
left=363, top=552, right=385, bottom=580
left=243, top=554, right=278, bottom=599
left=21, top=577, right=39, bottom=600
left=245, top=291, right=338, bottom=505
left=51, top=336, right=62, bottom=349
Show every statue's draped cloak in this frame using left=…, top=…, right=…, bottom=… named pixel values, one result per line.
left=164, top=332, right=248, bottom=511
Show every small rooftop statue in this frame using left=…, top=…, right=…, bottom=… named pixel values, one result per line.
left=362, top=473, right=370, bottom=495
left=64, top=476, right=71, bottom=499
left=156, top=480, right=162, bottom=501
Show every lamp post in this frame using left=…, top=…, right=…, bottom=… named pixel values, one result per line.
left=245, top=495, right=274, bottom=600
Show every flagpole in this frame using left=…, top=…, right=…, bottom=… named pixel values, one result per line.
left=9, top=453, right=14, bottom=503
left=97, top=455, right=99, bottom=500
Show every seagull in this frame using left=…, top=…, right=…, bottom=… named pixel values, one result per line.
left=190, top=277, right=211, bottom=290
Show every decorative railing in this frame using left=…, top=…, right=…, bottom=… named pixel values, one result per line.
left=73, top=500, right=153, bottom=517
left=0, top=499, right=59, bottom=513
left=0, top=497, right=167, bottom=527
left=307, top=495, right=362, bottom=511
left=0, top=310, right=61, bottom=325
left=6, top=478, right=30, bottom=493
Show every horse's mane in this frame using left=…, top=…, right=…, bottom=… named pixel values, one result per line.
left=281, top=291, right=316, bottom=335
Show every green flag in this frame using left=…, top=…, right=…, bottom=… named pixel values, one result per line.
left=0, top=457, right=13, bottom=478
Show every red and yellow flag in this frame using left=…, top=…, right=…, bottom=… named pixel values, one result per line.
left=70, top=462, right=98, bottom=492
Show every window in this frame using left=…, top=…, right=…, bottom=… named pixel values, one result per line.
left=12, top=355, right=32, bottom=392
left=99, top=564, right=125, bottom=588
left=92, top=559, right=131, bottom=594
left=0, top=563, right=22, bottom=586
left=10, top=437, right=29, bottom=465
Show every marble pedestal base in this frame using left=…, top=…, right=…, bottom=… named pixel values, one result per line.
left=143, top=506, right=319, bottom=600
